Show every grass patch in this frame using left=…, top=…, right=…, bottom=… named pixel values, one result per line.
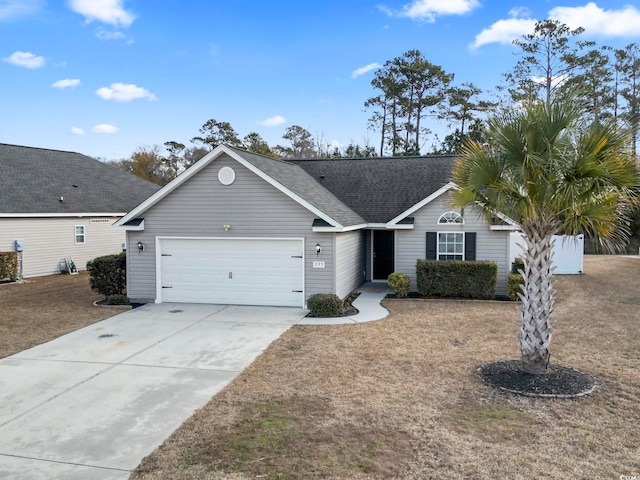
left=449, top=403, right=537, bottom=442
left=170, top=396, right=412, bottom=480
left=0, top=272, right=118, bottom=358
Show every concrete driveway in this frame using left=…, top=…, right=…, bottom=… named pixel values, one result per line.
left=0, top=303, right=307, bottom=480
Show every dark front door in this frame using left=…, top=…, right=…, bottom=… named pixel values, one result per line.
left=373, top=230, right=394, bottom=280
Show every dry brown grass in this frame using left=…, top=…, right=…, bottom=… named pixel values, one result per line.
left=0, top=272, right=119, bottom=358
left=132, top=255, right=640, bottom=480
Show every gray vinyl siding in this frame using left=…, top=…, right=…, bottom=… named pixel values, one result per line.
left=126, top=154, right=335, bottom=304
left=335, top=230, right=365, bottom=299
left=0, top=217, right=125, bottom=278
left=394, top=192, right=510, bottom=296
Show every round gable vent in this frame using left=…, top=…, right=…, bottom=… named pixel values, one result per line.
left=218, top=166, right=236, bottom=185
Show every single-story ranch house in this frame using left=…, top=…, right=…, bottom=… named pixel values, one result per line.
left=0, top=143, right=160, bottom=278
left=115, top=145, right=518, bottom=307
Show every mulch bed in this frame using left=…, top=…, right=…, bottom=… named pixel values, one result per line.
left=386, top=292, right=513, bottom=301
left=477, top=360, right=597, bottom=398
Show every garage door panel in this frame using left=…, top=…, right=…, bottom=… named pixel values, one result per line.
left=159, top=239, right=304, bottom=307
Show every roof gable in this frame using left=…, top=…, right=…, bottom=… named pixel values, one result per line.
left=0, top=143, right=160, bottom=216
left=116, top=145, right=365, bottom=229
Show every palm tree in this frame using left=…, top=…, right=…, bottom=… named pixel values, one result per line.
left=452, top=99, right=640, bottom=374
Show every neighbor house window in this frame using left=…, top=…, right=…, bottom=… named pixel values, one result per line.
left=438, top=211, right=463, bottom=224
left=438, top=232, right=464, bottom=260
left=75, top=225, right=85, bottom=244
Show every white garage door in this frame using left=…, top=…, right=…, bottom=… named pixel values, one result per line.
left=158, top=238, right=304, bottom=307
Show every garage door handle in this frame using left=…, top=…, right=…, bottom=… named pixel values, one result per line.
left=162, top=286, right=173, bottom=289
left=292, top=290, right=303, bottom=293
left=161, top=254, right=172, bottom=256
left=291, top=255, right=303, bottom=258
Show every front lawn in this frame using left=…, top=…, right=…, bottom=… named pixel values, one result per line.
left=132, top=256, right=640, bottom=479
left=0, top=272, right=119, bottom=359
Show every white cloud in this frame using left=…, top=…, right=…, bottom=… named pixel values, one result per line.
left=70, top=127, right=85, bottom=135
left=258, top=115, right=286, bottom=127
left=383, top=0, right=480, bottom=21
left=3, top=50, right=45, bottom=68
left=472, top=2, right=640, bottom=50
left=96, top=83, right=156, bottom=102
left=351, top=63, right=381, bottom=79
left=550, top=2, right=640, bottom=38
left=471, top=18, right=537, bottom=50
left=52, top=78, right=81, bottom=89
left=508, top=6, right=531, bottom=18
left=92, top=124, right=119, bottom=134
left=95, top=28, right=132, bottom=42
left=0, top=0, right=43, bottom=20
left=68, top=0, right=134, bottom=27
left=531, top=74, right=569, bottom=89
left=329, top=139, right=343, bottom=149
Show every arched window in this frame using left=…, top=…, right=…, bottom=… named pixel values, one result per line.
left=438, top=211, right=463, bottom=224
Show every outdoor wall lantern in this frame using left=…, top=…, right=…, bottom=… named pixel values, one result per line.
left=224, top=224, right=231, bottom=231
left=137, top=241, right=145, bottom=252
left=315, top=243, right=322, bottom=255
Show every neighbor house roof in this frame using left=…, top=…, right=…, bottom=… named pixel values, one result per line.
left=0, top=143, right=160, bottom=216
left=290, top=155, right=457, bottom=223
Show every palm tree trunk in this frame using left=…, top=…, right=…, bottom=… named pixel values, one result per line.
left=518, top=222, right=557, bottom=374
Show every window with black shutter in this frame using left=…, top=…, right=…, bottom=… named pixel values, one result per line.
left=426, top=231, right=476, bottom=261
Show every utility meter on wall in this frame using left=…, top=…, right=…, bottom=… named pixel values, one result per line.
left=15, top=240, right=25, bottom=252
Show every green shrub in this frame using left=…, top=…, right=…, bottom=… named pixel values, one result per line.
left=387, top=272, right=410, bottom=297
left=307, top=293, right=344, bottom=317
left=0, top=251, right=18, bottom=281
left=511, top=257, right=525, bottom=274
left=106, top=294, right=131, bottom=305
left=416, top=259, right=497, bottom=300
left=507, top=273, right=525, bottom=301
left=86, top=253, right=126, bottom=297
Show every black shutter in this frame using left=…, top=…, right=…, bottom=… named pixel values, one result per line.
left=426, top=232, right=437, bottom=260
left=465, top=232, right=476, bottom=261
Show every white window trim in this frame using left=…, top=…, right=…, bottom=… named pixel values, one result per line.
left=438, top=211, right=464, bottom=225
left=437, top=231, right=464, bottom=261
left=75, top=225, right=86, bottom=245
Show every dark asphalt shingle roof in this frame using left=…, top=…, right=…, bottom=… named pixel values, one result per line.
left=290, top=156, right=457, bottom=223
left=228, top=147, right=366, bottom=227
left=0, top=143, right=160, bottom=214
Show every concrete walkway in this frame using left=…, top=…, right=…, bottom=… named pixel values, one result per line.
left=0, top=283, right=390, bottom=479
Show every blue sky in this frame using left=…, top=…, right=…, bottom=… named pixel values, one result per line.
left=2, top=0, right=640, bottom=160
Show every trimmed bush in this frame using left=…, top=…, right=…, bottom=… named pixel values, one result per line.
left=307, top=293, right=344, bottom=317
left=511, top=257, right=525, bottom=274
left=106, top=294, right=131, bottom=305
left=507, top=273, right=525, bottom=301
left=0, top=251, right=18, bottom=281
left=416, top=259, right=497, bottom=300
left=388, top=272, right=410, bottom=297
left=86, top=253, right=126, bottom=297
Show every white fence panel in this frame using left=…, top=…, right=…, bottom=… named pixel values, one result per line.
left=510, top=233, right=584, bottom=274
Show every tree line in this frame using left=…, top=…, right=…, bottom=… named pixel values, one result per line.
left=109, top=19, right=640, bottom=185
left=107, top=121, right=376, bottom=185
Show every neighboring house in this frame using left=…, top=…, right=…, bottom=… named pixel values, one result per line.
left=0, top=143, right=160, bottom=278
left=115, top=145, right=517, bottom=307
